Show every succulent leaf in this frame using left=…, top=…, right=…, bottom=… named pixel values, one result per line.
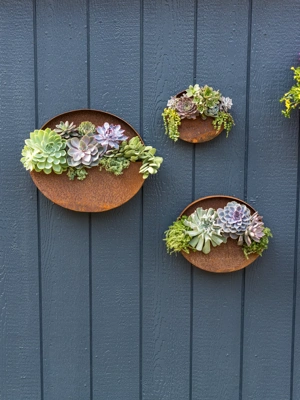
left=66, top=135, right=105, bottom=168
left=216, top=201, right=251, bottom=242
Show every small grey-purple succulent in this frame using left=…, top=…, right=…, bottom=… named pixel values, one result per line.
left=215, top=201, right=251, bottom=245
left=94, top=122, right=128, bottom=149
left=66, top=135, right=105, bottom=168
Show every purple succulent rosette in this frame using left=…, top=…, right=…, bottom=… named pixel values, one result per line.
left=94, top=122, right=128, bottom=149
left=66, top=135, right=105, bottom=168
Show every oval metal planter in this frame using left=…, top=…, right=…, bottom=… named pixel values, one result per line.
left=30, top=109, right=145, bottom=212
left=179, top=195, right=259, bottom=273
left=176, top=91, right=223, bottom=143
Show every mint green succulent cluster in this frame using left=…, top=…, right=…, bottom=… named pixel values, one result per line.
left=162, top=83, right=235, bottom=141
left=164, top=201, right=272, bottom=259
left=21, top=120, right=163, bottom=181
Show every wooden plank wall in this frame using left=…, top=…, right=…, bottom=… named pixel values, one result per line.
left=0, top=0, right=299, bottom=399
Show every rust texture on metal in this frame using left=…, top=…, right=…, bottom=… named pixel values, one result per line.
left=179, top=195, right=259, bottom=273
left=31, top=109, right=145, bottom=212
left=176, top=91, right=223, bottom=143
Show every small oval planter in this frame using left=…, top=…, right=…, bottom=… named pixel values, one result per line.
left=164, top=195, right=272, bottom=274
left=23, top=109, right=162, bottom=212
left=176, top=91, right=223, bottom=143
left=162, top=84, right=234, bottom=143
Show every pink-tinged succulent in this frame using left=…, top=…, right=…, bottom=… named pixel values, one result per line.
left=94, top=122, right=128, bottom=149
left=175, top=96, right=199, bottom=119
left=66, top=136, right=105, bottom=168
left=215, top=201, right=251, bottom=244
left=243, top=212, right=265, bottom=246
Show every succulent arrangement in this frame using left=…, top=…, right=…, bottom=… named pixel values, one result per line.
left=164, top=201, right=272, bottom=259
left=21, top=120, right=163, bottom=181
left=280, top=64, right=300, bottom=117
left=162, top=84, right=235, bottom=141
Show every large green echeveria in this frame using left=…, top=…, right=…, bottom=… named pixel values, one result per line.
left=184, top=207, right=227, bottom=254
left=21, top=128, right=67, bottom=174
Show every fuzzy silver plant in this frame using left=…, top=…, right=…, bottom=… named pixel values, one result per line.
left=184, top=207, right=227, bottom=254
left=219, top=96, right=233, bottom=112
left=216, top=201, right=251, bottom=245
left=66, top=135, right=105, bottom=168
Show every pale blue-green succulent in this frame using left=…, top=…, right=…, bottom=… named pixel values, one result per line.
left=21, top=128, right=67, bottom=174
left=184, top=207, right=227, bottom=254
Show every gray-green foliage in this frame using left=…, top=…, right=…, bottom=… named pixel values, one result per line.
left=102, top=136, right=163, bottom=179
left=184, top=207, right=227, bottom=254
left=21, top=128, right=67, bottom=174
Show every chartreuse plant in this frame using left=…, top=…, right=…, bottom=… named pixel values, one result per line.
left=21, top=121, right=163, bottom=181
left=280, top=66, right=300, bottom=117
left=162, top=84, right=235, bottom=141
left=21, top=128, right=67, bottom=174
left=164, top=201, right=272, bottom=259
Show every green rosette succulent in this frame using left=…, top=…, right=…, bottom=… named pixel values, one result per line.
left=184, top=207, right=227, bottom=254
left=21, top=128, right=67, bottom=174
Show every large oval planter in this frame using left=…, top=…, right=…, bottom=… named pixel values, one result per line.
left=30, top=109, right=145, bottom=212
left=179, top=195, right=259, bottom=273
left=176, top=91, right=224, bottom=143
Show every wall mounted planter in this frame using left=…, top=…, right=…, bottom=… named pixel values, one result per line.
left=165, top=195, right=272, bottom=273
left=22, top=109, right=162, bottom=212
left=162, top=84, right=234, bottom=143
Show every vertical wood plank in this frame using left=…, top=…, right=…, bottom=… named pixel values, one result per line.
left=0, top=1, right=41, bottom=399
left=142, top=1, right=195, bottom=399
left=89, top=1, right=141, bottom=398
left=192, top=2, right=249, bottom=399
left=243, top=1, right=300, bottom=399
left=36, top=1, right=90, bottom=399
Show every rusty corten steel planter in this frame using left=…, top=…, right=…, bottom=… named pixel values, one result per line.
left=176, top=91, right=223, bottom=143
left=179, top=195, right=259, bottom=273
left=30, top=109, right=145, bottom=212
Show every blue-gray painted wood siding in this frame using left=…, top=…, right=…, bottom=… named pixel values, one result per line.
left=0, top=1, right=299, bottom=399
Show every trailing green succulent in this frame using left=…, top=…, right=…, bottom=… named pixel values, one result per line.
left=162, top=107, right=182, bottom=142
left=212, top=111, right=235, bottom=137
left=243, top=227, right=273, bottom=259
left=280, top=66, right=300, bottom=117
left=164, top=201, right=272, bottom=260
left=164, top=216, right=193, bottom=254
left=184, top=208, right=227, bottom=254
left=163, top=83, right=234, bottom=141
left=21, top=128, right=67, bottom=174
left=22, top=120, right=163, bottom=182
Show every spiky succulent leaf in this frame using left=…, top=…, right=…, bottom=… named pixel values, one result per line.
left=78, top=121, right=96, bottom=136
left=54, top=121, right=79, bottom=139
left=94, top=122, right=128, bottom=149
left=184, top=208, right=227, bottom=254
left=216, top=201, right=251, bottom=244
left=66, top=135, right=105, bottom=168
left=21, top=128, right=67, bottom=174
